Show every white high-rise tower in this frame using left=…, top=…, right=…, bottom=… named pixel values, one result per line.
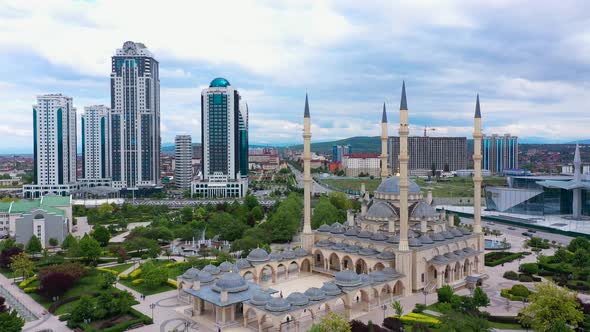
left=82, top=105, right=111, bottom=181
left=175, top=135, right=192, bottom=190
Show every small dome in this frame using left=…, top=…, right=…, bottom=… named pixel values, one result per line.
left=371, top=233, right=388, bottom=241
left=335, top=270, right=362, bottom=287
left=359, top=248, right=378, bottom=256
left=294, top=248, right=308, bottom=257
left=265, top=298, right=291, bottom=312
left=382, top=267, right=398, bottom=276
left=180, top=267, right=200, bottom=280
left=418, top=235, right=434, bottom=244
left=409, top=238, right=423, bottom=247
left=376, top=251, right=395, bottom=260
left=441, top=231, right=455, bottom=239
left=453, top=249, right=466, bottom=257
left=432, top=255, right=449, bottom=264
left=343, top=245, right=361, bottom=253
left=330, top=224, right=345, bottom=234
left=369, top=271, right=387, bottom=282
left=411, top=202, right=438, bottom=219
left=444, top=252, right=460, bottom=260
left=247, top=248, right=270, bottom=262
left=321, top=282, right=342, bottom=295
left=280, top=250, right=296, bottom=260
left=286, top=292, right=310, bottom=306
left=431, top=233, right=445, bottom=241
left=197, top=271, right=214, bottom=283
left=366, top=201, right=397, bottom=219
left=202, top=264, right=221, bottom=275
left=331, top=242, right=346, bottom=250
left=219, top=261, right=233, bottom=273
left=250, top=291, right=272, bottom=306
left=212, top=272, right=248, bottom=293
left=209, top=77, right=231, bottom=87
left=360, top=274, right=371, bottom=283
left=459, top=227, right=472, bottom=235
left=317, top=224, right=331, bottom=232
left=450, top=228, right=463, bottom=237
left=316, top=239, right=332, bottom=247
left=387, top=235, right=400, bottom=243
left=236, top=259, right=251, bottom=270
left=375, top=177, right=421, bottom=195
left=304, top=287, right=326, bottom=301
left=407, top=229, right=418, bottom=238
left=357, top=230, right=373, bottom=238
left=344, top=228, right=359, bottom=237
left=269, top=252, right=282, bottom=261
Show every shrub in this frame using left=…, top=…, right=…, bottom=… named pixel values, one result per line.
left=518, top=274, right=534, bottom=282
left=96, top=267, right=119, bottom=276
left=503, top=271, right=518, bottom=280
left=165, top=262, right=183, bottom=268
left=166, top=279, right=177, bottom=288
left=19, top=275, right=37, bottom=288
left=519, top=263, right=539, bottom=275
left=23, top=286, right=38, bottom=293
left=129, top=268, right=142, bottom=278
left=399, top=313, right=440, bottom=328
left=437, top=285, right=454, bottom=303
left=132, top=278, right=143, bottom=285
left=413, top=303, right=427, bottom=313
left=510, top=285, right=530, bottom=297
left=383, top=317, right=403, bottom=331
left=119, top=273, right=129, bottom=280
left=435, top=302, right=453, bottom=314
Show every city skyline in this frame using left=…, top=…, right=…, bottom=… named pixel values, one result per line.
left=1, top=1, right=590, bottom=153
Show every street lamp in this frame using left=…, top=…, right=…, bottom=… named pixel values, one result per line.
left=149, top=303, right=156, bottom=321
left=422, top=288, right=428, bottom=305
left=184, top=321, right=190, bottom=332
left=381, top=304, right=387, bottom=321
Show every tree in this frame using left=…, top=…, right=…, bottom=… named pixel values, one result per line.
left=547, top=320, right=574, bottom=332
left=180, top=206, right=193, bottom=221
left=431, top=162, right=437, bottom=177
left=70, top=295, right=95, bottom=323
left=251, top=206, right=264, bottom=221
left=312, top=197, right=340, bottom=229
left=472, top=287, right=490, bottom=310
left=568, top=237, right=590, bottom=253
left=244, top=194, right=260, bottom=211
left=141, top=261, right=168, bottom=289
left=92, top=225, right=111, bottom=247
left=0, top=298, right=24, bottom=332
left=0, top=239, right=17, bottom=252
left=10, top=253, right=33, bottom=280
left=207, top=212, right=248, bottom=241
left=25, top=236, right=42, bottom=255
left=0, top=247, right=22, bottom=269
left=48, top=238, right=59, bottom=247
left=99, top=272, right=116, bottom=289
left=440, top=313, right=491, bottom=332
left=391, top=300, right=404, bottom=317
left=520, top=281, right=584, bottom=332
left=312, top=312, right=351, bottom=332
left=61, top=233, right=78, bottom=249
left=437, top=285, right=454, bottom=303
left=572, top=248, right=590, bottom=267
left=79, top=234, right=101, bottom=264
left=328, top=191, right=351, bottom=210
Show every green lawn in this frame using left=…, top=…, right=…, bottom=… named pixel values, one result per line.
left=119, top=279, right=175, bottom=296
left=0, top=268, right=18, bottom=279
left=425, top=303, right=523, bottom=330
left=322, top=178, right=382, bottom=193
left=107, top=263, right=135, bottom=274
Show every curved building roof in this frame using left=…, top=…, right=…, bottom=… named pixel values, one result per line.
left=376, top=177, right=421, bottom=195
left=210, top=77, right=231, bottom=87
left=366, top=201, right=397, bottom=219
left=212, top=272, right=249, bottom=293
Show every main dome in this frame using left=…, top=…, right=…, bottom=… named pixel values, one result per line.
left=210, top=77, right=231, bottom=87
left=212, top=272, right=249, bottom=293
left=376, top=177, right=421, bottom=194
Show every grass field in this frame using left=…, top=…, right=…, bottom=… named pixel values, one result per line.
left=107, top=263, right=135, bottom=274
left=322, top=176, right=506, bottom=197
left=118, top=259, right=180, bottom=296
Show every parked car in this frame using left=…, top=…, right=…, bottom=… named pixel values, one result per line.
left=527, top=229, right=537, bottom=233
left=522, top=232, right=532, bottom=237
left=508, top=227, right=516, bottom=230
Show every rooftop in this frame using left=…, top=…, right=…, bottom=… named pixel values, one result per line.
left=210, top=77, right=231, bottom=88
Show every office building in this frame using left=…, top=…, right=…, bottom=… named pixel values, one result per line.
left=332, top=144, right=352, bottom=163
left=110, top=41, right=161, bottom=189
left=15, top=209, right=68, bottom=248
left=388, top=136, right=467, bottom=175
left=23, top=94, right=77, bottom=198
left=0, top=195, right=72, bottom=238
left=342, top=153, right=381, bottom=177
left=191, top=78, right=248, bottom=198
left=482, top=134, right=518, bottom=174
left=248, top=147, right=279, bottom=171
left=81, top=105, right=111, bottom=187
left=175, top=135, right=192, bottom=190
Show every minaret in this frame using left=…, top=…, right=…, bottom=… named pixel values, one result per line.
left=302, top=94, right=313, bottom=249
left=381, top=103, right=389, bottom=178
left=573, top=144, right=582, bottom=219
left=398, top=82, right=410, bottom=251
left=473, top=95, right=483, bottom=235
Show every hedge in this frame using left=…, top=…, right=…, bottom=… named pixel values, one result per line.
left=19, top=275, right=37, bottom=288
left=503, top=271, right=518, bottom=280
left=96, top=267, right=120, bottom=276
left=131, top=278, right=143, bottom=285
left=501, top=289, right=527, bottom=302
left=118, top=274, right=129, bottom=280
left=167, top=279, right=177, bottom=288
left=487, top=315, right=522, bottom=325
left=23, top=286, right=38, bottom=293
left=485, top=252, right=526, bottom=267
left=518, top=274, right=533, bottom=282
left=399, top=313, right=440, bottom=328
left=129, top=268, right=141, bottom=278
left=165, top=262, right=184, bottom=268
left=101, top=308, right=152, bottom=332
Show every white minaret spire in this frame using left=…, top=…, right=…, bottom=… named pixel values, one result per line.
left=473, top=94, right=483, bottom=234
left=381, top=102, right=389, bottom=179
left=573, top=144, right=582, bottom=219
left=398, top=82, right=410, bottom=251
left=303, top=94, right=312, bottom=235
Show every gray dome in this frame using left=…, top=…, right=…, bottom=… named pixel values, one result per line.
left=219, top=261, right=233, bottom=273
left=370, top=270, right=387, bottom=282
left=360, top=274, right=371, bottom=283
left=294, top=248, right=308, bottom=257
left=453, top=249, right=466, bottom=257
left=250, top=291, right=272, bottom=306
left=371, top=233, right=388, bottom=241
left=343, top=245, right=361, bottom=253
left=418, top=235, right=434, bottom=244
left=459, top=227, right=472, bottom=235
left=387, top=235, right=400, bottom=243
left=286, top=292, right=310, bottom=306
left=335, top=270, right=362, bottom=287
left=407, top=229, right=418, bottom=238
left=441, top=231, right=455, bottom=239
left=366, top=201, right=396, bottom=219
left=431, top=233, right=445, bottom=241
left=280, top=250, right=296, bottom=260
left=317, top=224, right=331, bottom=232
left=411, top=202, right=438, bottom=219
left=409, top=238, right=423, bottom=247
left=202, top=264, right=221, bottom=275
left=331, top=242, right=346, bottom=250
left=357, top=230, right=373, bottom=238
left=444, top=252, right=460, bottom=260
left=269, top=252, right=282, bottom=261
left=376, top=251, right=395, bottom=260
left=316, top=239, right=332, bottom=247
left=330, top=223, right=345, bottom=234
left=450, top=228, right=463, bottom=237
left=431, top=255, right=449, bottom=264
left=382, top=267, right=397, bottom=276
left=344, top=228, right=359, bottom=237
left=197, top=271, right=214, bottom=283
left=247, top=248, right=270, bottom=262
left=181, top=267, right=200, bottom=280
left=304, top=287, right=326, bottom=301
left=359, top=248, right=378, bottom=256
left=236, top=259, right=251, bottom=270
left=212, top=272, right=248, bottom=293
left=376, top=177, right=421, bottom=194
left=321, top=282, right=342, bottom=296
left=265, top=298, right=291, bottom=312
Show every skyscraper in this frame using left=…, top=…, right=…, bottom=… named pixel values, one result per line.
left=110, top=41, right=160, bottom=189
left=82, top=105, right=111, bottom=182
left=174, top=135, right=192, bottom=190
left=388, top=136, right=467, bottom=174
left=23, top=94, right=77, bottom=198
left=332, top=144, right=352, bottom=163
left=191, top=78, right=248, bottom=198
left=482, top=134, right=518, bottom=174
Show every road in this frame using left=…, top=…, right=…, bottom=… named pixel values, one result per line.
left=128, top=198, right=276, bottom=208
left=288, top=163, right=332, bottom=194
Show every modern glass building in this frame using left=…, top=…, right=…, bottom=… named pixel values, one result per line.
left=192, top=78, right=248, bottom=198
left=110, top=41, right=160, bottom=189
left=482, top=134, right=518, bottom=174
left=332, top=144, right=352, bottom=163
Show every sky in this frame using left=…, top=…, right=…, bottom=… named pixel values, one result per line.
left=0, top=0, right=589, bottom=153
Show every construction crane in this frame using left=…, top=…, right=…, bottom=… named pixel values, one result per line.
left=424, top=126, right=436, bottom=137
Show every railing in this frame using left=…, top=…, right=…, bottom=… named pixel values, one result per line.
left=0, top=285, right=38, bottom=322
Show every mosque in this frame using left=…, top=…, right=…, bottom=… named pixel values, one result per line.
left=175, top=84, right=486, bottom=331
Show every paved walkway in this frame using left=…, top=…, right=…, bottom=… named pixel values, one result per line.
left=110, top=222, right=151, bottom=243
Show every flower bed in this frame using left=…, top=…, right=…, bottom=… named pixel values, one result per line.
left=96, top=267, right=120, bottom=275
left=485, top=251, right=526, bottom=267
left=399, top=313, right=441, bottom=328
left=19, top=275, right=37, bottom=288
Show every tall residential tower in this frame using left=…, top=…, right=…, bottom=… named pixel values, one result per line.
left=82, top=105, right=111, bottom=183
left=110, top=41, right=161, bottom=189
left=174, top=135, right=192, bottom=190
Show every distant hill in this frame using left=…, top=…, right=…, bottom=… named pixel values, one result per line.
left=287, top=136, right=382, bottom=154
left=566, top=139, right=590, bottom=144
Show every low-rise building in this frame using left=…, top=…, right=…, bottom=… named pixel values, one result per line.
left=0, top=195, right=72, bottom=238
left=14, top=209, right=68, bottom=248
left=342, top=153, right=380, bottom=177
